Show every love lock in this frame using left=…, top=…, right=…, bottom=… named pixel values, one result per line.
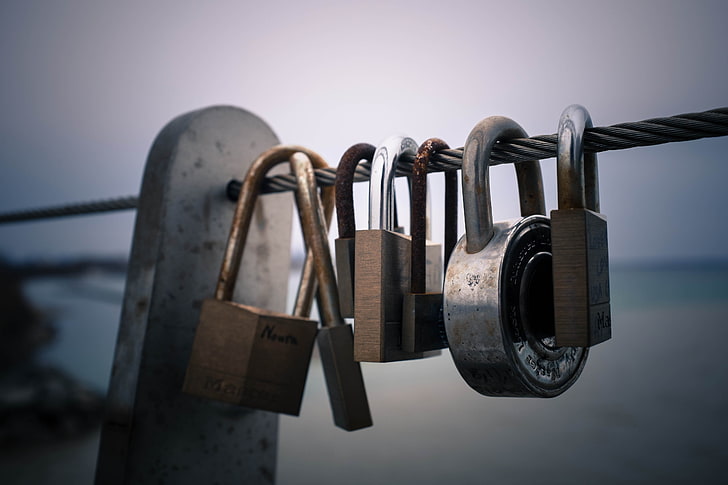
left=443, top=116, right=588, bottom=397
left=183, top=145, right=325, bottom=415
left=353, top=135, right=442, bottom=362
left=551, top=104, right=611, bottom=347
left=290, top=151, right=372, bottom=431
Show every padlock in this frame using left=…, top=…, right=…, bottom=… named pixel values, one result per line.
left=551, top=104, right=611, bottom=347
left=290, top=151, right=373, bottom=431
left=443, top=116, right=588, bottom=397
left=353, top=135, right=442, bottom=362
left=183, top=145, right=331, bottom=415
left=401, top=138, right=453, bottom=353
left=334, top=143, right=376, bottom=318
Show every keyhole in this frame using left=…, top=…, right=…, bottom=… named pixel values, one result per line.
left=519, top=251, right=556, bottom=345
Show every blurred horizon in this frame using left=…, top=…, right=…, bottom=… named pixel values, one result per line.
left=3, top=262, right=726, bottom=484
left=3, top=246, right=728, bottom=274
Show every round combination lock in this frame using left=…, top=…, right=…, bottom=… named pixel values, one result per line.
left=444, top=116, right=588, bottom=397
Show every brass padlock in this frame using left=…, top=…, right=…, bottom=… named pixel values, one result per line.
left=290, top=152, right=372, bottom=431
left=183, top=145, right=331, bottom=415
left=334, top=143, right=376, bottom=318
left=353, top=135, right=442, bottom=362
left=443, top=116, right=588, bottom=397
left=551, top=104, right=611, bottom=347
left=402, top=138, right=453, bottom=353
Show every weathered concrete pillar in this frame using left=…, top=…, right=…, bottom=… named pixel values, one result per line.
left=96, top=106, right=291, bottom=484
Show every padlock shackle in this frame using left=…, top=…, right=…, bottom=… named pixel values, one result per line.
left=556, top=104, right=600, bottom=212
left=368, top=135, right=418, bottom=231
left=293, top=167, right=335, bottom=319
left=444, top=170, right=459, bottom=268
left=290, top=152, right=344, bottom=328
left=405, top=172, right=436, bottom=241
left=335, top=143, right=376, bottom=239
left=462, top=117, right=545, bottom=254
left=411, top=138, right=450, bottom=294
left=216, top=145, right=330, bottom=302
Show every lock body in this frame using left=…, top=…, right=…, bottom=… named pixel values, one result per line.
left=444, top=216, right=588, bottom=397
left=317, top=325, right=372, bottom=430
left=354, top=229, right=442, bottom=362
left=184, top=299, right=317, bottom=415
left=353, top=230, right=414, bottom=362
left=551, top=208, right=610, bottom=346
left=290, top=151, right=372, bottom=431
left=401, top=292, right=444, bottom=353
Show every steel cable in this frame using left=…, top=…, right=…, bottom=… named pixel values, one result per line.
left=1, top=107, right=727, bottom=224
left=251, top=107, right=728, bottom=194
left=0, top=196, right=137, bottom=224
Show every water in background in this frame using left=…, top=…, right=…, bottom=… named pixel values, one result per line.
left=5, top=263, right=728, bottom=484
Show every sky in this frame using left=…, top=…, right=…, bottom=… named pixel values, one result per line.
left=0, top=0, right=727, bottom=264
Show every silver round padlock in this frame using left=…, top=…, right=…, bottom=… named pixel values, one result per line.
left=443, top=116, right=588, bottom=397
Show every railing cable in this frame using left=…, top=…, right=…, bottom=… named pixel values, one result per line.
left=1, top=107, right=727, bottom=224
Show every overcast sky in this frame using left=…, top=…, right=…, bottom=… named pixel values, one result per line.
left=1, top=0, right=726, bottom=263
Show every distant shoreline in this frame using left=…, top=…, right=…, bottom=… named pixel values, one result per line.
left=3, top=257, right=128, bottom=279
left=5, top=253, right=728, bottom=279
left=610, top=258, right=728, bottom=271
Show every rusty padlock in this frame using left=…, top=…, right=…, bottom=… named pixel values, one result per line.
left=334, top=143, right=376, bottom=318
left=444, top=116, right=588, bottom=397
left=551, top=104, right=611, bottom=347
left=401, top=138, right=454, bottom=353
left=183, top=145, right=330, bottom=416
left=290, top=151, right=372, bottom=431
left=353, top=135, right=442, bottom=362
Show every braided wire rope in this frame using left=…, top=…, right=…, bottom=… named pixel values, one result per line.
left=1, top=107, right=727, bottom=224
left=0, top=196, right=138, bottom=224
left=255, top=107, right=728, bottom=193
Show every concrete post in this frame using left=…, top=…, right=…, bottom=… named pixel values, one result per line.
left=95, top=106, right=291, bottom=484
